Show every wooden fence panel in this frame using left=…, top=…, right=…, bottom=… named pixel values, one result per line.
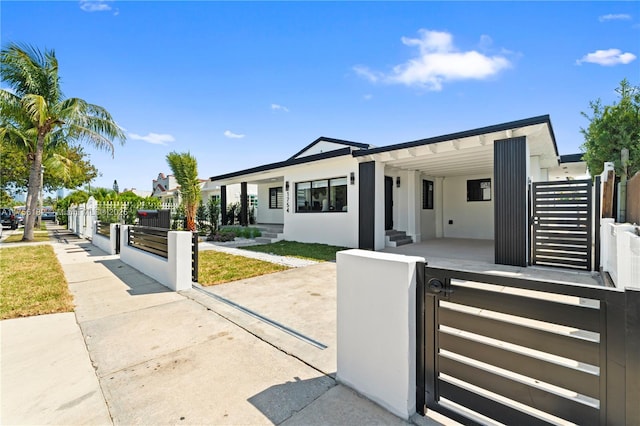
left=627, top=172, right=640, bottom=224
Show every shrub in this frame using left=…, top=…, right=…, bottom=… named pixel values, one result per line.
left=206, top=230, right=236, bottom=242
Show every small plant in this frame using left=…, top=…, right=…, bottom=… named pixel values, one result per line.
left=226, top=202, right=240, bottom=225
left=206, top=230, right=236, bottom=242
left=218, top=226, right=261, bottom=239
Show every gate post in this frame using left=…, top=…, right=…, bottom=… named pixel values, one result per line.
left=336, top=249, right=425, bottom=420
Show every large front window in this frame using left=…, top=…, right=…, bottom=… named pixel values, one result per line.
left=296, top=177, right=347, bottom=212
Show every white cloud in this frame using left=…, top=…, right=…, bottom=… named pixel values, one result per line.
left=224, top=130, right=245, bottom=139
left=128, top=132, right=175, bottom=145
left=353, top=65, right=382, bottom=83
left=599, top=13, right=632, bottom=22
left=576, top=49, right=637, bottom=66
left=271, top=103, right=289, bottom=112
left=79, top=1, right=112, bottom=12
left=363, top=94, right=373, bottom=101
left=354, top=29, right=511, bottom=91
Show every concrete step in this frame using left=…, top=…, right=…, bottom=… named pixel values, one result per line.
left=254, top=237, right=276, bottom=244
left=260, top=232, right=278, bottom=239
left=385, top=229, right=413, bottom=247
left=388, top=233, right=409, bottom=242
left=387, top=237, right=413, bottom=247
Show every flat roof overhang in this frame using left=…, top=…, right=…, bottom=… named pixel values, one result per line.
left=353, top=115, right=560, bottom=177
left=209, top=147, right=354, bottom=185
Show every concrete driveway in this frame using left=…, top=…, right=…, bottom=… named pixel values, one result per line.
left=185, top=262, right=338, bottom=375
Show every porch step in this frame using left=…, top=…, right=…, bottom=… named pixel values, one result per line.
left=385, top=230, right=413, bottom=247
left=255, top=237, right=279, bottom=244
left=248, top=224, right=284, bottom=244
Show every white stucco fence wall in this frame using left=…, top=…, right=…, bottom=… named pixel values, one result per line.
left=91, top=222, right=119, bottom=255
left=601, top=219, right=640, bottom=289
left=118, top=225, right=193, bottom=291
left=336, top=249, right=425, bottom=420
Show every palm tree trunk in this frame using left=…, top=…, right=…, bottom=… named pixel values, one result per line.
left=23, top=134, right=45, bottom=241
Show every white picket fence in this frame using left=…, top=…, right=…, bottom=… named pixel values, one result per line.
left=67, top=197, right=177, bottom=239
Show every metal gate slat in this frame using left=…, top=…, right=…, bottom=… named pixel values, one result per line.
left=532, top=178, right=593, bottom=270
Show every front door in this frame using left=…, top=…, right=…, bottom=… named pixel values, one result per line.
left=385, top=176, right=393, bottom=230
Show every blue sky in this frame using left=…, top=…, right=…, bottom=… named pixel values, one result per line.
left=2, top=1, right=638, bottom=193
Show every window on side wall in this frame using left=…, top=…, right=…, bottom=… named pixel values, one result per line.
left=422, top=179, right=434, bottom=209
left=467, top=178, right=491, bottom=202
left=295, top=177, right=348, bottom=212
left=269, top=187, right=283, bottom=209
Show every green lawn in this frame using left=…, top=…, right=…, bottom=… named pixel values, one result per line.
left=3, top=229, right=50, bottom=243
left=0, top=245, right=74, bottom=319
left=198, top=251, right=289, bottom=286
left=242, top=240, right=348, bottom=262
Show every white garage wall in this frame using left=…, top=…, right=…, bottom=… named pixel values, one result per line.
left=442, top=174, right=494, bottom=240
left=256, top=183, right=284, bottom=224
left=283, top=156, right=360, bottom=248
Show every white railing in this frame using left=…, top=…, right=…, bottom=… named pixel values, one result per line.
left=66, top=198, right=177, bottom=239
left=601, top=218, right=640, bottom=289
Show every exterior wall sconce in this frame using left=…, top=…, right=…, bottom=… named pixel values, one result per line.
left=285, top=181, right=290, bottom=191
left=396, top=176, right=401, bottom=188
left=350, top=172, right=355, bottom=185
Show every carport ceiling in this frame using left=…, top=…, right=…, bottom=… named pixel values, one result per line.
left=356, top=121, right=558, bottom=177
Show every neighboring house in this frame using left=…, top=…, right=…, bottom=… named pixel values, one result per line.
left=152, top=172, right=257, bottom=209
left=123, top=188, right=153, bottom=198
left=209, top=115, right=589, bottom=267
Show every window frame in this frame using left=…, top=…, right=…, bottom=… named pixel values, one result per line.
left=295, top=176, right=348, bottom=213
left=268, top=186, right=283, bottom=209
left=467, top=178, right=492, bottom=202
left=422, top=179, right=434, bottom=210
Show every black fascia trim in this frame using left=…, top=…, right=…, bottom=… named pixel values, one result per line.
left=288, top=136, right=370, bottom=160
left=353, top=115, right=558, bottom=158
left=560, top=153, right=584, bottom=163
left=209, top=147, right=353, bottom=181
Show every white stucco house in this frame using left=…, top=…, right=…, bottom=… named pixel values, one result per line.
left=209, top=115, right=589, bottom=268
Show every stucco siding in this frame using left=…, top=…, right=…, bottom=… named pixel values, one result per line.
left=257, top=183, right=284, bottom=224
left=283, top=156, right=360, bottom=247
left=442, top=174, right=494, bottom=239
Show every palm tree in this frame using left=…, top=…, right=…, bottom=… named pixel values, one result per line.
left=166, top=151, right=200, bottom=231
left=0, top=43, right=125, bottom=240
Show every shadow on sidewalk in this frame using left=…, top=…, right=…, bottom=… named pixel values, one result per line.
left=95, top=257, right=174, bottom=296
left=247, top=375, right=336, bottom=424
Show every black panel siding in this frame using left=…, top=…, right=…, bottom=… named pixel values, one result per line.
left=240, top=182, right=248, bottom=226
left=220, top=185, right=227, bottom=225
left=494, top=137, right=528, bottom=266
left=359, top=161, right=376, bottom=250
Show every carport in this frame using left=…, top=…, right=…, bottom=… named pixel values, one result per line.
left=354, top=115, right=568, bottom=268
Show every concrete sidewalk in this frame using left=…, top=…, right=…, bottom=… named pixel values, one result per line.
left=2, top=224, right=449, bottom=425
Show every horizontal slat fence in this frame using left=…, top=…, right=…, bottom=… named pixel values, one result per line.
left=127, top=226, right=169, bottom=258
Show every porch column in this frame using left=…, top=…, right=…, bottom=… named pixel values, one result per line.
left=407, top=170, right=421, bottom=242
left=358, top=161, right=376, bottom=250
left=220, top=185, right=227, bottom=225
left=494, top=136, right=528, bottom=266
left=240, top=182, right=248, bottom=226
left=435, top=177, right=444, bottom=238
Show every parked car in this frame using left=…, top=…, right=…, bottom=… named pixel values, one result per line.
left=1, top=208, right=19, bottom=230
left=42, top=211, right=56, bottom=221
left=15, top=213, right=24, bottom=226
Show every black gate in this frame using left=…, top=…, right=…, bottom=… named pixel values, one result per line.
left=417, top=266, right=639, bottom=425
left=531, top=179, right=593, bottom=270
left=191, top=232, right=198, bottom=283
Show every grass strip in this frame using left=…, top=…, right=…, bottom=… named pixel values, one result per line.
left=0, top=245, right=74, bottom=319
left=3, top=228, right=50, bottom=243
left=242, top=240, right=347, bottom=262
left=198, top=251, right=289, bottom=286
